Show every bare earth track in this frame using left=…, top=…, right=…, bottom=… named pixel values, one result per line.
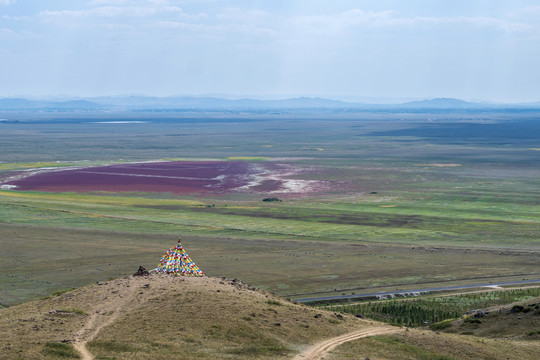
left=72, top=280, right=140, bottom=360
left=293, top=326, right=403, bottom=360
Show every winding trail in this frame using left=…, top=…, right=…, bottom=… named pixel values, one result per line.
left=293, top=326, right=403, bottom=360
left=72, top=280, right=139, bottom=360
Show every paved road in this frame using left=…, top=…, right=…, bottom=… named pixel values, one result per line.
left=294, top=279, right=540, bottom=303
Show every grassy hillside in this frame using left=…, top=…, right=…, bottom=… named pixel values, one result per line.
left=326, top=295, right=540, bottom=360
left=435, top=296, right=540, bottom=339
left=1, top=275, right=539, bottom=360
left=0, top=275, right=377, bottom=360
left=326, top=329, right=540, bottom=360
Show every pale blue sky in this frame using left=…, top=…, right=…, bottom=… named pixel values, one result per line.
left=1, top=0, right=539, bottom=102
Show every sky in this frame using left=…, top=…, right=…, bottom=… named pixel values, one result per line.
left=1, top=0, right=540, bottom=102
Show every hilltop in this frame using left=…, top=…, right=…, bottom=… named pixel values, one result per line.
left=1, top=275, right=539, bottom=360
left=0, top=275, right=387, bottom=360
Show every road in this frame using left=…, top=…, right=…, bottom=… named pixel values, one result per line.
left=294, top=279, right=540, bottom=303
left=292, top=326, right=403, bottom=360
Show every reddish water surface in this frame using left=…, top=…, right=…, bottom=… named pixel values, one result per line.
left=5, top=161, right=259, bottom=194
left=3, top=161, right=338, bottom=196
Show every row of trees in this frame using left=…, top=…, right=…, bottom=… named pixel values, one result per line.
left=326, top=287, right=540, bottom=327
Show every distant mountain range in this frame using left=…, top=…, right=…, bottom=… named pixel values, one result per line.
left=397, top=97, right=482, bottom=108
left=0, top=98, right=106, bottom=111
left=0, top=96, right=538, bottom=112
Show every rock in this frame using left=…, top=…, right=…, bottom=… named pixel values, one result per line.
left=133, top=266, right=150, bottom=277
left=511, top=305, right=525, bottom=313
left=314, top=314, right=322, bottom=318
left=472, top=311, right=488, bottom=318
left=355, top=314, right=364, bottom=318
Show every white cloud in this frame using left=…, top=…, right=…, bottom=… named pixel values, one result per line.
left=0, top=0, right=15, bottom=6
left=88, top=0, right=127, bottom=5
left=0, top=28, right=16, bottom=36
left=154, top=20, right=274, bottom=37
left=414, top=15, right=533, bottom=33
left=41, top=7, right=163, bottom=19
left=292, top=9, right=407, bottom=30
left=154, top=20, right=201, bottom=30
left=0, top=27, right=38, bottom=39
left=37, top=6, right=210, bottom=35
left=41, top=4, right=191, bottom=20
left=291, top=9, right=534, bottom=34
left=6, top=15, right=32, bottom=21
left=98, top=23, right=137, bottom=31
left=87, top=0, right=170, bottom=4
left=508, top=6, right=540, bottom=18
left=216, top=8, right=273, bottom=24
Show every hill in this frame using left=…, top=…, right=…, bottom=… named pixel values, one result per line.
left=3, top=95, right=540, bottom=113
left=0, top=98, right=105, bottom=111
left=398, top=97, right=483, bottom=109
left=89, top=95, right=355, bottom=110
left=435, top=295, right=540, bottom=339
left=0, top=275, right=385, bottom=360
left=1, top=275, right=539, bottom=360
left=322, top=295, right=540, bottom=360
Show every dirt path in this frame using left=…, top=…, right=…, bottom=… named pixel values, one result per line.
left=293, top=326, right=403, bottom=360
left=73, top=280, right=139, bottom=360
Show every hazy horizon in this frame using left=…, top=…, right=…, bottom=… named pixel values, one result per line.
left=3, top=93, right=538, bottom=106
left=1, top=0, right=540, bottom=102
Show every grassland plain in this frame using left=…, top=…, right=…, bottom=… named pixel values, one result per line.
left=0, top=112, right=539, bottom=307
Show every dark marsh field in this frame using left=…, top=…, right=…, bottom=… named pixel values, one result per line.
left=0, top=110, right=539, bottom=306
